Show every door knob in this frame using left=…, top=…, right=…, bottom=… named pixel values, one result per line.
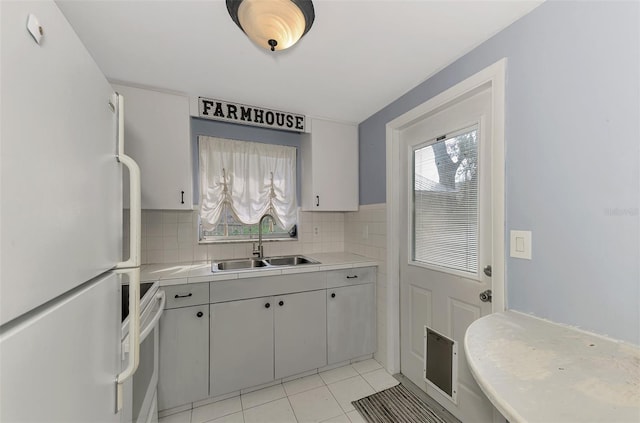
left=479, top=289, right=492, bottom=303
left=483, top=265, right=492, bottom=277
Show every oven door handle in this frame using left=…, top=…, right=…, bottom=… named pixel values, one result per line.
left=140, top=291, right=166, bottom=341
left=115, top=267, right=140, bottom=412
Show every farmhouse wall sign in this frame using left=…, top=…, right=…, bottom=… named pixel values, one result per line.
left=198, top=97, right=305, bottom=133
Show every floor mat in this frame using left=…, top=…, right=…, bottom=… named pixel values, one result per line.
left=352, top=384, right=447, bottom=423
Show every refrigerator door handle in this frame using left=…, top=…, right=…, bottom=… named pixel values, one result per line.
left=115, top=267, right=140, bottom=412
left=115, top=154, right=141, bottom=269
left=113, top=93, right=142, bottom=412
left=115, top=93, right=141, bottom=270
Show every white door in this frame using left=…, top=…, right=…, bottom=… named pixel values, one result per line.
left=210, top=297, right=274, bottom=396
left=327, top=283, right=376, bottom=364
left=158, top=305, right=209, bottom=411
left=1, top=0, right=121, bottom=325
left=0, top=272, right=121, bottom=422
left=274, top=290, right=327, bottom=379
left=399, top=88, right=495, bottom=422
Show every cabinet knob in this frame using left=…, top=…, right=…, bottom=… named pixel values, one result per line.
left=265, top=303, right=271, bottom=309
left=196, top=311, right=203, bottom=318
left=331, top=293, right=336, bottom=298
left=346, top=275, right=358, bottom=279
left=181, top=190, right=185, bottom=204
left=175, top=293, right=193, bottom=299
left=278, top=300, right=284, bottom=307
left=316, top=195, right=320, bottom=207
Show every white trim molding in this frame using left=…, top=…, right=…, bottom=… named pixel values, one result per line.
left=385, top=58, right=507, bottom=374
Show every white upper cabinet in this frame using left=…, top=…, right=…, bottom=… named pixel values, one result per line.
left=301, top=118, right=359, bottom=211
left=113, top=84, right=192, bottom=210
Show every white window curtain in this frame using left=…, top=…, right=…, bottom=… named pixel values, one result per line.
left=199, top=136, right=297, bottom=232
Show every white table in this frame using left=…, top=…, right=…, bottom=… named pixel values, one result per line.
left=465, top=311, right=640, bottom=423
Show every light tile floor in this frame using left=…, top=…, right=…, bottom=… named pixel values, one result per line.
left=159, top=359, right=399, bottom=423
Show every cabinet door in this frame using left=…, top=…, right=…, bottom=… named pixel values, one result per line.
left=274, top=290, right=327, bottom=379
left=327, top=284, right=376, bottom=364
left=114, top=84, right=192, bottom=210
left=302, top=118, right=359, bottom=211
left=210, top=297, right=274, bottom=396
left=158, top=305, right=209, bottom=410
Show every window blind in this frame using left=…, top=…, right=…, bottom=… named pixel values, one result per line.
left=412, top=127, right=479, bottom=274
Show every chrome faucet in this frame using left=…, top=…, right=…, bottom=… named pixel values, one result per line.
left=252, top=213, right=273, bottom=259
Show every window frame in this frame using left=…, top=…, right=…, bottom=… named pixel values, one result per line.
left=197, top=136, right=299, bottom=244
left=409, top=123, right=481, bottom=280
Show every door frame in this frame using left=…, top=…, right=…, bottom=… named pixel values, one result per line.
left=385, top=59, right=507, bottom=374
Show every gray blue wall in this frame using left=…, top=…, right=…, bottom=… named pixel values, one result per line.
left=191, top=117, right=303, bottom=206
left=359, top=1, right=639, bottom=344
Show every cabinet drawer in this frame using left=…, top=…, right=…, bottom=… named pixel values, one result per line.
left=210, top=272, right=325, bottom=303
left=162, top=283, right=209, bottom=309
left=326, top=267, right=376, bottom=288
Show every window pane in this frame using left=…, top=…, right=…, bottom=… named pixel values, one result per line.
left=201, top=208, right=295, bottom=242
left=412, top=127, right=478, bottom=274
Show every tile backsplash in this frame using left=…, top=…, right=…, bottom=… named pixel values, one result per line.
left=345, top=203, right=388, bottom=367
left=123, top=209, right=345, bottom=264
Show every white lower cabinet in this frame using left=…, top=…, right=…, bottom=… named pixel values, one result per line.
left=158, top=305, right=209, bottom=410
left=327, top=283, right=376, bottom=364
left=210, top=297, right=274, bottom=397
left=210, top=290, right=328, bottom=396
left=157, top=266, right=376, bottom=407
left=274, top=290, right=327, bottom=379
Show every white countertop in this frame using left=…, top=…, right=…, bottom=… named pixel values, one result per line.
left=140, top=252, right=378, bottom=286
left=465, top=311, right=640, bottom=423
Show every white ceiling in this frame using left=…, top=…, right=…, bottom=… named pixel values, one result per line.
left=57, top=0, right=543, bottom=124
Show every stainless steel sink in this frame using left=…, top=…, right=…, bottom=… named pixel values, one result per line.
left=211, top=255, right=319, bottom=272
left=264, top=255, right=319, bottom=266
left=212, top=258, right=268, bottom=272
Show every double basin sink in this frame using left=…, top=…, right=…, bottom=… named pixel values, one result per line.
left=211, top=255, right=320, bottom=272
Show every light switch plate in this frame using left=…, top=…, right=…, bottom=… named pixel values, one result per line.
left=510, top=230, right=532, bottom=259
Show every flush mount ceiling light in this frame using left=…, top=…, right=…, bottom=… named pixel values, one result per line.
left=226, top=0, right=315, bottom=52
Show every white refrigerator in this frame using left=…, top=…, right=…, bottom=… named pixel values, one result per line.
left=0, top=1, right=142, bottom=421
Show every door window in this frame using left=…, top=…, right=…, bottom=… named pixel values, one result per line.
left=412, top=126, right=479, bottom=275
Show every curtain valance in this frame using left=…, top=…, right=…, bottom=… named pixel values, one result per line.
left=199, top=136, right=297, bottom=231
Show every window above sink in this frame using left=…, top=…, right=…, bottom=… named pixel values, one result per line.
left=198, top=136, right=298, bottom=244
left=199, top=209, right=297, bottom=244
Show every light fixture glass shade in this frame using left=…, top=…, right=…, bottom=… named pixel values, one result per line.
left=227, top=0, right=314, bottom=52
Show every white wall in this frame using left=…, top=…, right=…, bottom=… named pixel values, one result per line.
left=359, top=1, right=639, bottom=344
